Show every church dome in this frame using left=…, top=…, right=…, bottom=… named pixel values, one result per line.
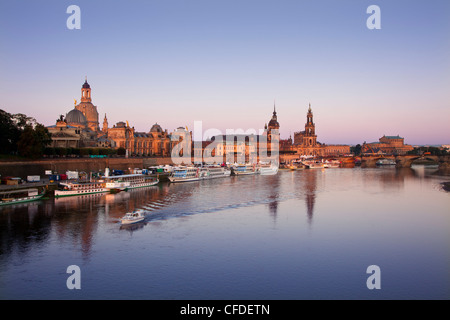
left=150, top=123, right=163, bottom=133
left=66, top=108, right=87, bottom=126
left=76, top=102, right=99, bottom=124
left=268, top=118, right=279, bottom=128
left=82, top=80, right=90, bottom=89
left=268, top=111, right=279, bottom=129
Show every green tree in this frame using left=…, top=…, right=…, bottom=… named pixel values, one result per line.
left=12, top=113, right=37, bottom=130
left=17, top=124, right=52, bottom=159
left=117, top=147, right=126, bottom=156
left=0, top=109, right=21, bottom=154
left=350, top=144, right=362, bottom=156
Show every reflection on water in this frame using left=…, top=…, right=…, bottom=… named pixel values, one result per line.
left=0, top=165, right=448, bottom=299
left=0, top=166, right=445, bottom=259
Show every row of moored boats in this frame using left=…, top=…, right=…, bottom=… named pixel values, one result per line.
left=287, top=159, right=341, bottom=170
left=0, top=163, right=278, bottom=222
left=120, top=163, right=278, bottom=225
left=168, top=163, right=278, bottom=183
left=55, top=162, right=278, bottom=199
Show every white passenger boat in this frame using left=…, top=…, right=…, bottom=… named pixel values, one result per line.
left=258, top=162, right=279, bottom=175
left=302, top=160, right=325, bottom=169
left=376, top=159, right=396, bottom=166
left=55, top=181, right=108, bottom=198
left=0, top=188, right=46, bottom=206
left=120, top=209, right=146, bottom=225
left=289, top=160, right=306, bottom=170
left=104, top=174, right=159, bottom=192
left=323, top=160, right=341, bottom=168
left=105, top=179, right=131, bottom=192
left=232, top=164, right=258, bottom=175
left=203, top=165, right=232, bottom=179
left=169, top=167, right=202, bottom=183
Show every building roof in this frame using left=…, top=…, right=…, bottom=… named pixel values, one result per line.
left=384, top=135, right=403, bottom=139
left=82, top=80, right=90, bottom=89
left=134, top=132, right=152, bottom=138
left=150, top=123, right=163, bottom=133
left=268, top=108, right=279, bottom=129
left=65, top=108, right=87, bottom=126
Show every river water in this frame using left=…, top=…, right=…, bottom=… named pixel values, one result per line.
left=0, top=166, right=448, bottom=300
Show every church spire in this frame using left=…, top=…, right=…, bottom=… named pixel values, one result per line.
left=272, top=100, right=277, bottom=120
left=102, top=113, right=108, bottom=133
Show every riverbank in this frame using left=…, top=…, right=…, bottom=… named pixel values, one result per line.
left=0, top=157, right=174, bottom=179
left=0, top=172, right=170, bottom=197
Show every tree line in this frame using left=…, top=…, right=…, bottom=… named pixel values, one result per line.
left=0, top=109, right=52, bottom=159
left=407, top=146, right=449, bottom=156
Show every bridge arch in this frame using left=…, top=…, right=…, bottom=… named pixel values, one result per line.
left=395, top=155, right=441, bottom=168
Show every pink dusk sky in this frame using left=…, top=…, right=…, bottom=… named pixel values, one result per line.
left=0, top=1, right=449, bottom=146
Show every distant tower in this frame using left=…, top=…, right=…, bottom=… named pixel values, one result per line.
left=81, top=77, right=91, bottom=103
left=267, top=102, right=280, bottom=131
left=102, top=114, right=108, bottom=133
left=266, top=102, right=280, bottom=158
left=75, top=77, right=100, bottom=132
left=304, top=103, right=317, bottom=146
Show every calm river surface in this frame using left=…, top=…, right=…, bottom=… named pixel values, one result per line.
left=0, top=166, right=448, bottom=300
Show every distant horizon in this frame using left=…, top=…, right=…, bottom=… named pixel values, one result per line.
left=1, top=93, right=449, bottom=147
left=1, top=1, right=449, bottom=146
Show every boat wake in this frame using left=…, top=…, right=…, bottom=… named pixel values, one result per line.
left=137, top=192, right=295, bottom=223
left=120, top=171, right=319, bottom=225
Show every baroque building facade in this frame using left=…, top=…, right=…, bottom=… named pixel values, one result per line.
left=362, top=135, right=413, bottom=155
left=47, top=79, right=171, bottom=155
left=47, top=79, right=100, bottom=148
left=198, top=106, right=279, bottom=164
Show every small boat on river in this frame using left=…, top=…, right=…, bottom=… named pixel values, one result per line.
left=120, top=209, right=146, bottom=225
left=376, top=159, right=396, bottom=166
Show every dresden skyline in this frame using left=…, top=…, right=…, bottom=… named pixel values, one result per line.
left=0, top=0, right=449, bottom=146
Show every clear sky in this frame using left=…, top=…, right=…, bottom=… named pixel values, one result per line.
left=0, top=0, right=449, bottom=145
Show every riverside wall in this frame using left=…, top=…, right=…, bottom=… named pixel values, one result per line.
left=0, top=157, right=174, bottom=179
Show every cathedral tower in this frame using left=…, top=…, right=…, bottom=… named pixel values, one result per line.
left=305, top=103, right=315, bottom=136
left=75, top=78, right=100, bottom=132
left=303, top=104, right=317, bottom=146
left=81, top=78, right=91, bottom=103
left=103, top=114, right=108, bottom=133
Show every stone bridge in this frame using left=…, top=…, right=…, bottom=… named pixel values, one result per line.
left=361, top=155, right=450, bottom=169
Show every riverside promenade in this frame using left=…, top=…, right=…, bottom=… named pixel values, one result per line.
left=0, top=157, right=173, bottom=179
